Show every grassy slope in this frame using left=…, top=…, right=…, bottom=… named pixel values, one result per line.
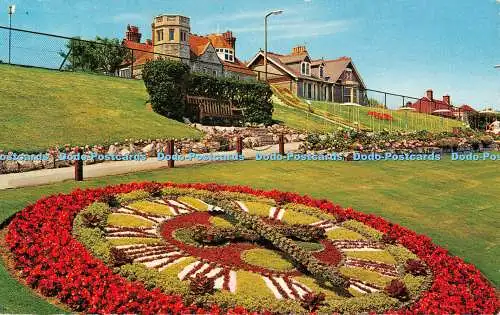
left=0, top=158, right=497, bottom=312
left=0, top=65, right=201, bottom=152
left=312, top=100, right=464, bottom=132
left=272, top=102, right=339, bottom=133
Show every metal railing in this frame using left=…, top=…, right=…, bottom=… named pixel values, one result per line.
left=0, top=25, right=477, bottom=130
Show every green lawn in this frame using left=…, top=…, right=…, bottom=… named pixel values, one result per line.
left=0, top=65, right=201, bottom=152
left=311, top=100, right=465, bottom=132
left=0, top=158, right=498, bottom=312
left=273, top=102, right=340, bottom=133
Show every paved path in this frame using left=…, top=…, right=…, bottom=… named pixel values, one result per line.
left=0, top=142, right=302, bottom=190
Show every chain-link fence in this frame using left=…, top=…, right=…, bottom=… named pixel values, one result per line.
left=0, top=25, right=474, bottom=132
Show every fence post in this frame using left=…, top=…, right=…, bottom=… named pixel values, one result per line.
left=74, top=147, right=83, bottom=181
left=167, top=139, right=175, bottom=168
left=236, top=136, right=243, bottom=156
left=279, top=134, right=285, bottom=155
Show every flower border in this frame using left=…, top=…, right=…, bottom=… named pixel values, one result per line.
left=5, top=182, right=499, bottom=314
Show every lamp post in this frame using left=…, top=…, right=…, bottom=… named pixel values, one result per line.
left=8, top=4, right=15, bottom=64
left=264, top=10, right=283, bottom=81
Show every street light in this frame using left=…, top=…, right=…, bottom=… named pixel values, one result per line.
left=264, top=9, right=283, bottom=81
left=8, top=4, right=15, bottom=64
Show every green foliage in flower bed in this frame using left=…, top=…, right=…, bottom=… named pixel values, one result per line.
left=343, top=220, right=384, bottom=240
left=178, top=196, right=209, bottom=211
left=128, top=200, right=172, bottom=215
left=107, top=213, right=154, bottom=228
left=283, top=203, right=337, bottom=221
left=73, top=227, right=113, bottom=264
left=107, top=237, right=163, bottom=246
left=301, top=129, right=495, bottom=153
left=327, top=227, right=365, bottom=240
left=244, top=201, right=274, bottom=217
left=70, top=192, right=431, bottom=313
left=242, top=248, right=295, bottom=271
left=73, top=202, right=111, bottom=229
left=344, top=250, right=397, bottom=265
left=161, top=187, right=275, bottom=205
left=339, top=267, right=395, bottom=287
left=322, top=293, right=399, bottom=314
left=386, top=245, right=419, bottom=265
left=210, top=216, right=235, bottom=228
left=173, top=228, right=202, bottom=246
left=402, top=274, right=429, bottom=300
left=73, top=202, right=113, bottom=264
left=116, top=190, right=151, bottom=204
left=293, top=241, right=325, bottom=252
left=281, top=210, right=321, bottom=225
left=197, top=271, right=305, bottom=314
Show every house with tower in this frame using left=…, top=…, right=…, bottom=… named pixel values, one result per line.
left=118, top=14, right=254, bottom=80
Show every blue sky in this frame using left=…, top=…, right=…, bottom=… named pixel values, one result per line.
left=1, top=0, right=499, bottom=109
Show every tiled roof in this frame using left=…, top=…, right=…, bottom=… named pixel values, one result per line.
left=278, top=53, right=309, bottom=64
left=189, top=34, right=211, bottom=57
left=222, top=58, right=255, bottom=76
left=206, top=34, right=232, bottom=49
left=264, top=52, right=329, bottom=82
left=122, top=40, right=154, bottom=67
left=323, top=57, right=352, bottom=83
left=459, top=104, right=476, bottom=112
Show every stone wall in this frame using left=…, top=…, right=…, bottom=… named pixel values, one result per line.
left=0, top=125, right=306, bottom=174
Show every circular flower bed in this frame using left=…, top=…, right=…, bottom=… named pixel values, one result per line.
left=5, top=182, right=499, bottom=314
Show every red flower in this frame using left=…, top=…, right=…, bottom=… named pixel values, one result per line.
left=5, top=182, right=499, bottom=314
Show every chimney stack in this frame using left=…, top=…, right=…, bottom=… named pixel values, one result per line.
left=292, top=45, right=307, bottom=55
left=426, top=89, right=433, bottom=101
left=222, top=31, right=236, bottom=49
left=443, top=94, right=450, bottom=105
left=126, top=25, right=142, bottom=43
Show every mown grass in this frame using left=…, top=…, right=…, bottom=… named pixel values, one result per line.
left=311, top=100, right=464, bottom=132
left=273, top=102, right=340, bottom=133
left=0, top=65, right=201, bottom=152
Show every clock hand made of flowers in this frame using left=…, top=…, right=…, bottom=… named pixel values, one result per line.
left=6, top=182, right=498, bottom=314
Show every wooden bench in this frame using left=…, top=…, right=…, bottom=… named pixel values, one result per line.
left=186, top=95, right=242, bottom=121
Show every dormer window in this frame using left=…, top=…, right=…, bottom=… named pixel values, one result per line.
left=216, top=48, right=234, bottom=62
left=301, top=61, right=310, bottom=76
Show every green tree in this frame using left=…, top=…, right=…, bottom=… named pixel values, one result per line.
left=60, top=37, right=130, bottom=74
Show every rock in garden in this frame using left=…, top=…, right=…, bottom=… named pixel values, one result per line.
left=107, top=145, right=119, bottom=156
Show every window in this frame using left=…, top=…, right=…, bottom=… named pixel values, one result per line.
left=343, top=68, right=353, bottom=81
left=156, top=30, right=164, bottom=42
left=223, top=49, right=234, bottom=62
left=301, top=62, right=310, bottom=76
left=213, top=70, right=218, bottom=77
left=319, top=66, right=324, bottom=78
left=180, top=31, right=187, bottom=42
left=169, top=29, right=175, bottom=41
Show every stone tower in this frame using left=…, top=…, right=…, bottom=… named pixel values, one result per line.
left=152, top=14, right=190, bottom=63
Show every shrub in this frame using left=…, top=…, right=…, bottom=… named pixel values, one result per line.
left=384, top=279, right=409, bottom=301
left=405, top=259, right=427, bottom=276
left=73, top=202, right=110, bottom=230
left=188, top=73, right=273, bottom=125
left=301, top=292, right=326, bottom=311
left=189, top=275, right=215, bottom=295
left=479, top=135, right=494, bottom=147
left=142, top=59, right=191, bottom=120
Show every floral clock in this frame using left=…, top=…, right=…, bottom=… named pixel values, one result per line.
left=5, top=182, right=499, bottom=314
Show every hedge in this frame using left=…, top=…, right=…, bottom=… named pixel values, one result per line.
left=142, top=59, right=273, bottom=125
